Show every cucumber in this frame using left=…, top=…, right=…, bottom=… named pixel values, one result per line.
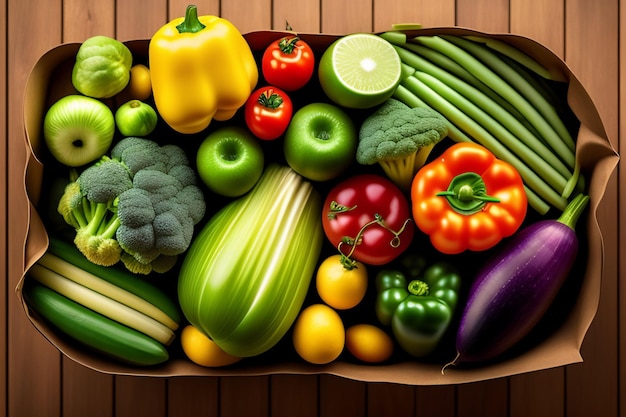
left=24, top=281, right=169, bottom=366
left=47, top=238, right=182, bottom=325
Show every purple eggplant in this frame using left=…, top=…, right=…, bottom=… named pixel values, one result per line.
left=444, top=193, right=590, bottom=369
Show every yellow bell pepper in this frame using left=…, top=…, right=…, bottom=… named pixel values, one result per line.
left=149, top=5, right=258, bottom=134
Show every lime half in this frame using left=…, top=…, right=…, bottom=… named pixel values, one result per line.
left=318, top=33, right=402, bottom=109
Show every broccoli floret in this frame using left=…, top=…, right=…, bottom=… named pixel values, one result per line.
left=111, top=137, right=168, bottom=176
left=57, top=157, right=132, bottom=266
left=112, top=138, right=207, bottom=274
left=356, top=99, right=449, bottom=191
left=57, top=136, right=206, bottom=274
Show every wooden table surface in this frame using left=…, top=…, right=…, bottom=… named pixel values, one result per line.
left=1, top=0, right=622, bottom=416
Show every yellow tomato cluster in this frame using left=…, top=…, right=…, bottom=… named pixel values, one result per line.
left=292, top=254, right=394, bottom=365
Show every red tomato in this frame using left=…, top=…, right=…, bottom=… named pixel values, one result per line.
left=244, top=86, right=293, bottom=141
left=261, top=36, right=315, bottom=91
left=322, top=174, right=415, bottom=266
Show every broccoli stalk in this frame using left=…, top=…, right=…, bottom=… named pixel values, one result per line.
left=74, top=199, right=122, bottom=266
left=57, top=157, right=132, bottom=267
left=356, top=98, right=449, bottom=191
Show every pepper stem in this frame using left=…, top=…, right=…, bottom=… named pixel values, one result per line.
left=436, top=172, right=500, bottom=215
left=408, top=280, right=429, bottom=296
left=176, top=5, right=206, bottom=34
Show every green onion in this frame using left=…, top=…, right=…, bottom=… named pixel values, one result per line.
left=414, top=35, right=575, bottom=160
left=441, top=35, right=576, bottom=155
left=463, top=35, right=556, bottom=80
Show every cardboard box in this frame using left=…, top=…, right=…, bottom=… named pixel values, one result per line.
left=18, top=28, right=619, bottom=385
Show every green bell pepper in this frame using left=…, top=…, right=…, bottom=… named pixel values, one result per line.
left=375, top=260, right=461, bottom=357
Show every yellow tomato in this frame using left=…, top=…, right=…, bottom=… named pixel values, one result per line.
left=292, top=304, right=345, bottom=364
left=126, top=64, right=152, bottom=101
left=180, top=325, right=241, bottom=367
left=345, top=324, right=394, bottom=363
left=316, top=254, right=368, bottom=310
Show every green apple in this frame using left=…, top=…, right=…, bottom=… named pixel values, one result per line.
left=283, top=102, right=357, bottom=182
left=115, top=99, right=158, bottom=137
left=196, top=127, right=265, bottom=197
left=43, top=94, right=116, bottom=167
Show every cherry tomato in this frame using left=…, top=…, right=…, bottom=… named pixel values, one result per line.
left=322, top=174, right=415, bottom=266
left=316, top=254, right=368, bottom=310
left=292, top=304, right=345, bottom=365
left=180, top=325, right=241, bottom=367
left=261, top=36, right=315, bottom=91
left=345, top=324, right=394, bottom=363
left=244, top=86, right=293, bottom=141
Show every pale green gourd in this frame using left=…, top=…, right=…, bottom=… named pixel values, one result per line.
left=177, top=164, right=323, bottom=357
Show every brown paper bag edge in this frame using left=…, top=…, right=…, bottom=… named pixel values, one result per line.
left=16, top=28, right=619, bottom=385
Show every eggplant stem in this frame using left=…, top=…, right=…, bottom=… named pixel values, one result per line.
left=557, top=193, right=590, bottom=230
left=441, top=351, right=460, bottom=375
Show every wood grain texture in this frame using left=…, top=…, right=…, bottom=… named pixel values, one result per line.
left=563, top=2, right=620, bottom=417
left=2, top=0, right=623, bottom=416
left=7, top=0, right=63, bottom=416
left=62, top=359, right=114, bottom=417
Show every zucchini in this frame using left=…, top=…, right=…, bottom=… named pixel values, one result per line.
left=24, top=281, right=169, bottom=366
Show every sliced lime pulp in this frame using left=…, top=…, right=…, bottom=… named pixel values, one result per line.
left=318, top=33, right=402, bottom=109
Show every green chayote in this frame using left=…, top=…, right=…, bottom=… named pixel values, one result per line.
left=72, top=35, right=133, bottom=98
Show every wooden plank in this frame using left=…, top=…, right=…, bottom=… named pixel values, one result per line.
left=0, top=0, right=7, bottom=412
left=169, top=0, right=220, bottom=22
left=367, top=383, right=415, bottom=416
left=115, top=376, right=167, bottom=417
left=507, top=2, right=567, bottom=415
left=564, top=0, right=620, bottom=414
left=61, top=360, right=114, bottom=417
left=621, top=1, right=626, bottom=416
left=167, top=377, right=219, bottom=417
left=62, top=0, right=115, bottom=42
left=510, top=0, right=564, bottom=55
left=7, top=0, right=63, bottom=416
left=221, top=0, right=272, bottom=33
left=270, top=375, right=319, bottom=417
left=416, top=385, right=456, bottom=416
left=220, top=376, right=270, bottom=417
left=319, top=375, right=366, bottom=417
left=320, top=0, right=372, bottom=34
left=456, top=379, right=508, bottom=417
left=116, top=0, right=167, bottom=41
left=509, top=369, right=564, bottom=417
left=272, top=0, right=321, bottom=32
left=373, top=0, right=456, bottom=31
left=455, top=0, right=509, bottom=32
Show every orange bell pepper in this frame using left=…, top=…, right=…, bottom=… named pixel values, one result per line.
left=411, top=142, right=527, bottom=254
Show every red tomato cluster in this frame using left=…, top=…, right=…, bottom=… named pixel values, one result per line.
left=244, top=36, right=315, bottom=141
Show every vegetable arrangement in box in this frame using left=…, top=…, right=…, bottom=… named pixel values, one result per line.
left=18, top=4, right=618, bottom=384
